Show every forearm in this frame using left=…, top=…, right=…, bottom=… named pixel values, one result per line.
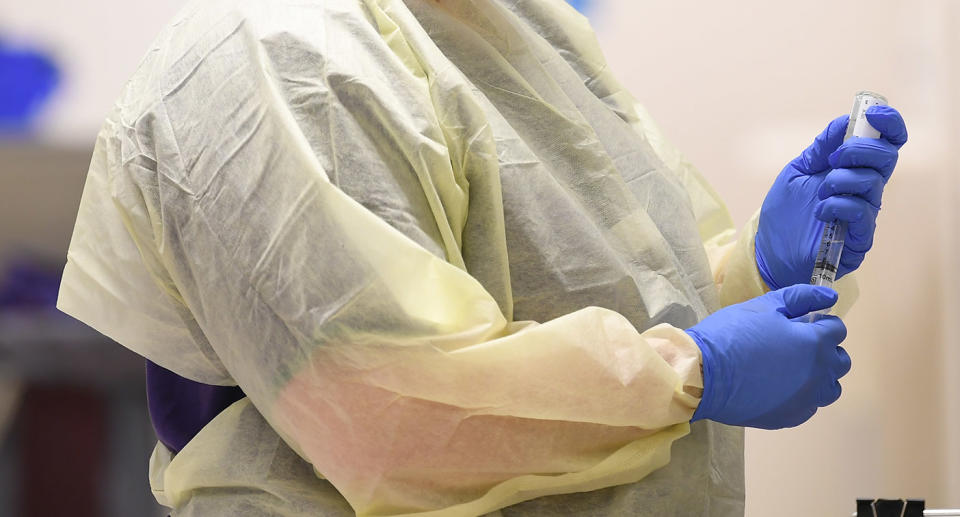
left=269, top=314, right=703, bottom=515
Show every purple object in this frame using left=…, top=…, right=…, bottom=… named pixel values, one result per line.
left=0, top=261, right=62, bottom=309
left=146, top=361, right=245, bottom=453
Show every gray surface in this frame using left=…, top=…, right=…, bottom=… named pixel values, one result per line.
left=0, top=310, right=144, bottom=383
left=0, top=418, right=21, bottom=517
left=0, top=143, right=90, bottom=267
left=103, top=379, right=167, bottom=517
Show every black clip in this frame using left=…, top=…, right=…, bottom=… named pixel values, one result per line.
left=857, top=499, right=925, bottom=517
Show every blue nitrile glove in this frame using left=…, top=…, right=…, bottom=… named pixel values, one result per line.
left=687, top=284, right=851, bottom=429
left=755, top=106, right=908, bottom=289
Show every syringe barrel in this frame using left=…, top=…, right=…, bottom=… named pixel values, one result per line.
left=808, top=91, right=888, bottom=321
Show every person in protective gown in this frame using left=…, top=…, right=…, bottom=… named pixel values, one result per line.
left=57, top=0, right=907, bottom=515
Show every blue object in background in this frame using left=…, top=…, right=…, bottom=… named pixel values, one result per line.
left=566, top=0, right=591, bottom=15
left=0, top=40, right=60, bottom=132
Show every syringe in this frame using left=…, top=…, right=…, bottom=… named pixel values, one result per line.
left=809, top=90, right=887, bottom=321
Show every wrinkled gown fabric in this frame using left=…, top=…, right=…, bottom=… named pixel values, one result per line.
left=56, top=0, right=851, bottom=515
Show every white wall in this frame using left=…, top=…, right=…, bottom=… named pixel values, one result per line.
left=0, top=1, right=186, bottom=145
left=594, top=1, right=959, bottom=515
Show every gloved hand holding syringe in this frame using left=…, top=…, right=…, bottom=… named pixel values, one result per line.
left=755, top=91, right=906, bottom=300
left=808, top=91, right=887, bottom=321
